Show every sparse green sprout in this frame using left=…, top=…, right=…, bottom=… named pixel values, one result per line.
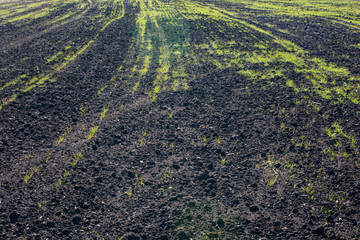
left=333, top=122, right=344, bottom=135
left=162, top=167, right=172, bottom=179
left=80, top=107, right=87, bottom=116
left=23, top=171, right=34, bottom=184
left=268, top=176, right=277, bottom=187
left=100, top=106, right=109, bottom=120
left=139, top=130, right=147, bottom=145
left=325, top=128, right=335, bottom=139
left=328, top=191, right=335, bottom=201
left=86, top=126, right=98, bottom=140
left=139, top=137, right=145, bottom=146
left=97, top=85, right=108, bottom=95
left=169, top=111, right=174, bottom=118
left=134, top=169, right=144, bottom=187
left=183, top=82, right=189, bottom=90
left=304, top=180, right=315, bottom=199
left=215, top=136, right=221, bottom=144
left=45, top=152, right=52, bottom=163
left=351, top=136, right=357, bottom=148
left=201, top=136, right=208, bottom=144
left=71, top=151, right=83, bottom=167
left=334, top=140, right=342, bottom=148
left=154, top=85, right=161, bottom=94
left=172, top=80, right=179, bottom=91
left=220, top=154, right=226, bottom=165
left=57, top=135, right=64, bottom=145
left=126, top=187, right=133, bottom=197
left=131, top=82, right=140, bottom=94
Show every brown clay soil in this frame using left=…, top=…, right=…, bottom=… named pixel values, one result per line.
left=1, top=0, right=360, bottom=239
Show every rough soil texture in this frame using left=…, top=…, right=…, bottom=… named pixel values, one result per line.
left=1, top=0, right=360, bottom=239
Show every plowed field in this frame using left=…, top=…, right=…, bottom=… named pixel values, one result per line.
left=1, top=0, right=360, bottom=239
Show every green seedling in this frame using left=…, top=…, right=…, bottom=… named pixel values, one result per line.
left=201, top=135, right=208, bottom=144
left=64, top=169, right=69, bottom=178
left=183, top=82, right=189, bottom=90
left=139, top=130, right=147, bottom=146
left=162, top=167, right=172, bottom=180
left=100, top=106, right=109, bottom=120
left=351, top=136, right=357, bottom=148
left=215, top=136, right=221, bottom=144
left=126, top=187, right=133, bottom=197
left=304, top=180, right=316, bottom=199
left=168, top=111, right=174, bottom=118
left=220, top=154, right=226, bottom=165
left=80, top=107, right=87, bottom=116
left=172, top=80, right=179, bottom=91
left=333, top=122, right=344, bottom=135
left=71, top=151, right=83, bottom=167
left=86, top=126, right=98, bottom=140
left=97, top=85, right=108, bottom=95
left=58, top=178, right=67, bottom=186
left=23, top=171, right=33, bottom=184
left=131, top=82, right=140, bottom=94
left=57, top=136, right=64, bottom=145
left=268, top=176, right=278, bottom=187
left=126, top=168, right=144, bottom=197
left=139, top=137, right=145, bottom=146
left=45, top=152, right=52, bottom=163
left=134, top=168, right=144, bottom=188
left=334, top=140, right=342, bottom=148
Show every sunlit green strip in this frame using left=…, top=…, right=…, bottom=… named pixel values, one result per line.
left=0, top=0, right=76, bottom=24
left=0, top=0, right=125, bottom=111
left=177, top=0, right=360, bottom=104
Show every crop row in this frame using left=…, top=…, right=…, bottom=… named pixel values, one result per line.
left=0, top=0, right=125, bottom=110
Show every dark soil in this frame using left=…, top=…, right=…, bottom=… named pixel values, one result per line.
left=1, top=0, right=360, bottom=239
